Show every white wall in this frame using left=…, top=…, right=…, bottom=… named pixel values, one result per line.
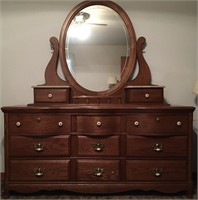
left=1, top=0, right=197, bottom=171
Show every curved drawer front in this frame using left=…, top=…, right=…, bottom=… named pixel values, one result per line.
left=10, top=135, right=70, bottom=157
left=9, top=114, right=70, bottom=134
left=10, top=160, right=70, bottom=181
left=76, top=116, right=121, bottom=133
left=126, top=114, right=188, bottom=135
left=126, top=160, right=187, bottom=181
left=77, top=160, right=120, bottom=181
left=126, top=135, right=187, bottom=158
left=77, top=135, right=120, bottom=156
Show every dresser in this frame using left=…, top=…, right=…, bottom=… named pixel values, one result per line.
left=1, top=105, right=195, bottom=197
left=1, top=0, right=195, bottom=197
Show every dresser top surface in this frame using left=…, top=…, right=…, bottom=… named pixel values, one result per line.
left=1, top=104, right=195, bottom=114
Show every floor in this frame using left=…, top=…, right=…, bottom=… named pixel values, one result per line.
left=1, top=190, right=197, bottom=200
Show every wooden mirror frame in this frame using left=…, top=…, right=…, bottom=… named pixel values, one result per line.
left=59, top=0, right=136, bottom=96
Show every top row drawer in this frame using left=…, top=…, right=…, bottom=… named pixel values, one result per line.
left=8, top=114, right=70, bottom=134
left=126, top=114, right=189, bottom=135
left=76, top=116, right=121, bottom=133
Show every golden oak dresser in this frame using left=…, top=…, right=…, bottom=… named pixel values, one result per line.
left=1, top=0, right=195, bottom=198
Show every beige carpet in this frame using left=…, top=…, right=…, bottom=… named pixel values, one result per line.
left=2, top=190, right=197, bottom=199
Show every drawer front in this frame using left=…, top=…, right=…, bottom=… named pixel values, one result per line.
left=77, top=135, right=120, bottom=156
left=9, top=114, right=70, bottom=134
left=126, top=136, right=187, bottom=158
left=126, top=88, right=163, bottom=103
left=10, top=160, right=70, bottom=181
left=10, top=135, right=70, bottom=157
left=126, top=160, right=187, bottom=181
left=77, top=160, right=120, bottom=181
left=126, top=114, right=188, bottom=135
left=34, top=88, right=70, bottom=103
left=76, top=116, right=121, bottom=133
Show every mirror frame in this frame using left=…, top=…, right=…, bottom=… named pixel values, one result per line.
left=59, top=0, right=136, bottom=96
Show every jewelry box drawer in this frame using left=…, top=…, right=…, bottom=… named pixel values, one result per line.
left=125, top=87, right=164, bottom=103
left=126, top=114, right=188, bottom=135
left=76, top=160, right=120, bottom=181
left=77, top=135, right=120, bottom=156
left=10, top=160, right=70, bottom=181
left=34, top=87, right=70, bottom=103
left=126, top=136, right=187, bottom=158
left=126, top=160, right=187, bottom=181
left=76, top=116, right=121, bottom=133
left=9, top=135, right=70, bottom=157
left=8, top=114, right=70, bottom=134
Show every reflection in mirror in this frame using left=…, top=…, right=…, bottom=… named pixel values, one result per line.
left=66, top=5, right=130, bottom=92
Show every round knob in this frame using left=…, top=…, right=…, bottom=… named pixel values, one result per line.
left=134, top=121, right=139, bottom=126
left=96, top=121, right=102, bottom=127
left=48, top=93, right=53, bottom=99
left=145, top=93, right=150, bottom=98
left=58, top=122, right=63, bottom=127
left=16, top=122, right=21, bottom=127
left=177, top=121, right=182, bottom=126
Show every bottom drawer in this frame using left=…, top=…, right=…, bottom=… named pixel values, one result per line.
left=77, top=160, right=120, bottom=181
left=10, top=160, right=70, bottom=181
left=126, top=160, right=187, bottom=181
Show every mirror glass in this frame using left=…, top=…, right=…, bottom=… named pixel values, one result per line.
left=65, top=5, right=130, bottom=91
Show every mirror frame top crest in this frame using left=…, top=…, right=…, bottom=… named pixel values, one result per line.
left=59, top=0, right=137, bottom=96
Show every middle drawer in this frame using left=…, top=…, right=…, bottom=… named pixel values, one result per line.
left=76, top=116, right=121, bottom=133
left=77, top=135, right=120, bottom=156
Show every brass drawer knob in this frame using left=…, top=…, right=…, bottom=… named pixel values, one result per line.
left=48, top=93, right=53, bottom=99
left=92, top=142, right=104, bottom=152
left=34, top=168, right=44, bottom=177
left=145, top=93, right=150, bottom=98
left=152, top=168, right=163, bottom=177
left=58, top=121, right=63, bottom=127
left=152, top=143, right=163, bottom=152
left=16, top=122, right=21, bottom=127
left=96, top=121, right=102, bottom=127
left=34, top=143, right=44, bottom=152
left=134, top=121, right=139, bottom=126
left=177, top=121, right=182, bottom=126
left=94, top=167, right=104, bottom=177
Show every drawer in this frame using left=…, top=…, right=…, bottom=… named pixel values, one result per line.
left=126, top=136, right=187, bottom=158
left=9, top=135, right=70, bottom=157
left=126, top=160, right=187, bottom=181
left=125, top=87, right=163, bottom=103
left=77, top=135, right=120, bottom=156
left=34, top=87, right=70, bottom=103
left=77, top=160, right=120, bottom=181
left=126, top=114, right=188, bottom=135
left=76, top=116, right=121, bottom=133
left=10, top=160, right=70, bottom=181
left=8, top=114, right=70, bottom=134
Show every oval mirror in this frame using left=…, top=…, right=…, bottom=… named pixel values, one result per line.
left=59, top=1, right=136, bottom=95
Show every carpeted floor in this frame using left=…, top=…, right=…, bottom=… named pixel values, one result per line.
left=1, top=190, right=197, bottom=199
